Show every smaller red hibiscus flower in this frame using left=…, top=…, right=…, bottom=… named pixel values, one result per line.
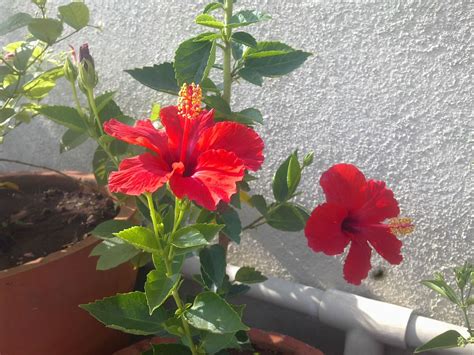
left=304, top=163, right=413, bottom=285
left=104, top=83, right=264, bottom=211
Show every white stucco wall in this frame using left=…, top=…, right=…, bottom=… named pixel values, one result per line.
left=1, top=0, right=472, bottom=325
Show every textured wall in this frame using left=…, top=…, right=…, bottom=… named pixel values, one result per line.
left=1, top=0, right=472, bottom=324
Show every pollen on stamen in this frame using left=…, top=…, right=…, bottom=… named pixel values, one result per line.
left=178, top=83, right=202, bottom=120
left=388, top=217, right=414, bottom=236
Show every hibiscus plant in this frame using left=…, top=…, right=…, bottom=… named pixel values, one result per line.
left=78, top=1, right=414, bottom=354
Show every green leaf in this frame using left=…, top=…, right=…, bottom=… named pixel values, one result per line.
left=272, top=153, right=293, bottom=202
left=23, top=66, right=64, bottom=99
left=189, top=223, right=224, bottom=242
left=235, top=266, right=267, bottom=284
left=90, top=237, right=139, bottom=270
left=229, top=10, right=271, bottom=28
left=217, top=207, right=241, bottom=243
left=91, top=219, right=134, bottom=239
left=203, top=2, right=223, bottom=14
left=92, top=146, right=114, bottom=185
left=80, top=291, right=168, bottom=335
left=195, top=14, right=224, bottom=29
left=95, top=91, right=116, bottom=113
left=201, top=332, right=235, bottom=354
left=229, top=108, right=263, bottom=125
left=204, top=95, right=231, bottom=115
left=232, top=42, right=243, bottom=61
left=200, top=245, right=226, bottom=289
left=0, top=13, right=32, bottom=36
left=36, top=105, right=87, bottom=131
left=172, top=227, right=208, bottom=249
left=0, top=108, right=15, bottom=123
left=145, top=269, right=179, bottom=315
left=238, top=67, right=262, bottom=86
left=244, top=42, right=311, bottom=77
left=115, top=226, right=160, bottom=253
left=13, top=45, right=33, bottom=71
left=58, top=2, right=90, bottom=30
left=287, top=154, right=301, bottom=197
left=151, top=344, right=191, bottom=355
left=125, top=63, right=179, bottom=95
left=184, top=292, right=249, bottom=334
left=249, top=195, right=267, bottom=216
left=174, top=36, right=215, bottom=85
left=232, top=32, right=257, bottom=48
left=422, top=279, right=460, bottom=305
left=150, top=103, right=161, bottom=121
left=414, top=330, right=464, bottom=353
left=60, top=128, right=88, bottom=153
left=152, top=253, right=185, bottom=276
left=28, top=18, right=63, bottom=45
left=266, top=203, right=309, bottom=232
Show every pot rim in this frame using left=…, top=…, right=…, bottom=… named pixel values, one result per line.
left=0, top=170, right=135, bottom=279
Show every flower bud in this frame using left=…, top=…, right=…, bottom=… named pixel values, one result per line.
left=78, top=43, right=98, bottom=91
left=63, top=55, right=77, bottom=82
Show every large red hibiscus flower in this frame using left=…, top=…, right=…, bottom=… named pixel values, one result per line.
left=104, top=83, right=264, bottom=210
left=304, top=163, right=412, bottom=285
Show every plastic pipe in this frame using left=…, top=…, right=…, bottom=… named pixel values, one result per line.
left=182, top=257, right=473, bottom=354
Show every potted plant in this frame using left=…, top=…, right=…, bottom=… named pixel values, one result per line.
left=80, top=2, right=415, bottom=354
left=0, top=2, right=140, bottom=354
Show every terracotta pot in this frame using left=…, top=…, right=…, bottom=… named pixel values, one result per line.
left=0, top=171, right=138, bottom=355
left=114, top=328, right=324, bottom=355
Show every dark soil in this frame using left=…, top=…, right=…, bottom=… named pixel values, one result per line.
left=0, top=187, right=117, bottom=270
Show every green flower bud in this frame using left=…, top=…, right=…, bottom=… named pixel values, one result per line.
left=63, top=56, right=77, bottom=82
left=78, top=44, right=98, bottom=91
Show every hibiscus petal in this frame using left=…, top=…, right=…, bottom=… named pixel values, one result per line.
left=169, top=149, right=245, bottom=210
left=104, top=119, right=169, bottom=158
left=160, top=106, right=214, bottom=158
left=343, top=241, right=372, bottom=285
left=360, top=226, right=403, bottom=265
left=197, top=122, right=264, bottom=171
left=353, top=180, right=400, bottom=223
left=108, top=153, right=172, bottom=196
left=305, top=203, right=351, bottom=255
left=320, top=163, right=367, bottom=210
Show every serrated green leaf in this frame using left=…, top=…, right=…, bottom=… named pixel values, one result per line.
left=58, top=2, right=90, bottom=30
left=91, top=219, right=134, bottom=239
left=90, top=237, right=139, bottom=270
left=189, top=223, right=224, bottom=242
left=200, top=245, right=226, bottom=289
left=195, top=14, right=224, bottom=29
left=0, top=13, right=32, bottom=36
left=145, top=269, right=179, bottom=315
left=60, top=128, right=88, bottom=153
left=266, top=203, right=309, bottom=232
left=115, top=226, right=160, bottom=253
left=228, top=108, right=263, bottom=125
left=174, top=36, right=215, bottom=85
left=80, top=291, right=168, bottom=335
left=203, top=2, right=223, bottom=14
left=202, top=332, right=235, bottom=354
left=414, top=330, right=464, bottom=353
left=217, top=207, right=241, bottom=243
left=172, top=227, right=208, bottom=249
left=28, top=18, right=63, bottom=45
left=204, top=95, right=231, bottom=115
left=287, top=154, right=301, bottom=197
left=238, top=67, right=262, bottom=86
left=229, top=10, right=271, bottom=28
left=95, top=91, right=116, bottom=113
left=184, top=292, right=249, bottom=334
left=232, top=32, right=257, bottom=48
left=235, top=266, right=267, bottom=284
left=244, top=42, right=311, bottom=77
left=36, top=105, right=87, bottom=131
left=125, top=63, right=179, bottom=95
left=13, top=45, right=33, bottom=71
left=232, top=42, right=243, bottom=61
left=272, top=153, right=293, bottom=202
left=23, top=66, right=64, bottom=99
left=92, top=146, right=114, bottom=185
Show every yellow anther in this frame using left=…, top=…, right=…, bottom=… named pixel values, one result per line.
left=388, top=217, right=414, bottom=236
left=178, top=83, right=202, bottom=120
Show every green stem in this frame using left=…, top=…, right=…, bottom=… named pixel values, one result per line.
left=70, top=81, right=87, bottom=119
left=145, top=194, right=198, bottom=355
left=222, top=0, right=233, bottom=103
left=86, top=87, right=105, bottom=136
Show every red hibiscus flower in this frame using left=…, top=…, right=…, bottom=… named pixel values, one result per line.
left=104, top=83, right=264, bottom=210
left=304, top=163, right=412, bottom=285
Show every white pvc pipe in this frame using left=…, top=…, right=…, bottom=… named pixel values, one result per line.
left=182, top=257, right=473, bottom=354
left=345, top=328, right=384, bottom=355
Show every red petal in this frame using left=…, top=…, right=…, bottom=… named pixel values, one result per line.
left=104, top=119, right=169, bottom=158
left=343, top=241, right=372, bottom=285
left=304, top=203, right=350, bottom=255
left=359, top=226, right=403, bottom=265
left=169, top=149, right=245, bottom=210
left=353, top=180, right=400, bottom=223
left=197, top=122, right=264, bottom=171
left=160, top=106, right=214, bottom=158
left=108, top=153, right=172, bottom=196
left=320, top=164, right=367, bottom=210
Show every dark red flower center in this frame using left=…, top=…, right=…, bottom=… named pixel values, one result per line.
left=341, top=216, right=359, bottom=234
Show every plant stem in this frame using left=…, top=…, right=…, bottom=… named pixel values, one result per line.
left=70, top=81, right=87, bottom=119
left=86, top=88, right=105, bottom=136
left=222, top=0, right=233, bottom=103
left=145, top=194, right=198, bottom=355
